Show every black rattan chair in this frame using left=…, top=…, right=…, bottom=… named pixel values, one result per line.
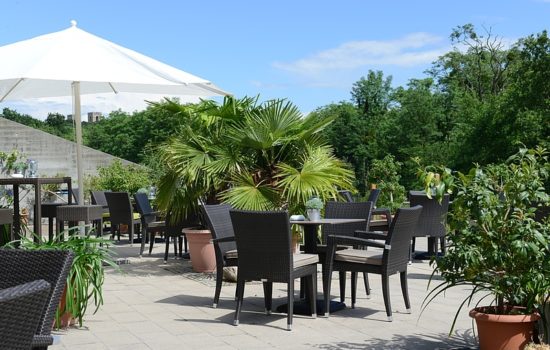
left=0, top=208, right=13, bottom=245
left=409, top=191, right=450, bottom=259
left=0, top=279, right=51, bottom=350
left=105, top=192, right=141, bottom=246
left=323, top=205, right=422, bottom=321
left=90, top=190, right=110, bottom=211
left=230, top=210, right=318, bottom=331
left=201, top=203, right=238, bottom=308
left=320, top=201, right=373, bottom=302
left=0, top=249, right=74, bottom=348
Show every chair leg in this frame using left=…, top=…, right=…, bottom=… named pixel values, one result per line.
left=213, top=263, right=224, bottom=308
left=323, top=265, right=334, bottom=317
left=164, top=236, right=170, bottom=263
left=234, top=279, right=245, bottom=326
left=286, top=279, right=294, bottom=331
left=173, top=236, right=178, bottom=257
left=351, top=271, right=357, bottom=309
left=140, top=227, right=147, bottom=256
left=381, top=274, right=392, bottom=321
left=440, top=237, right=446, bottom=255
left=400, top=271, right=411, bottom=313
left=309, top=272, right=317, bottom=318
left=129, top=223, right=134, bottom=247
left=149, top=232, right=155, bottom=255
left=178, top=236, right=183, bottom=257
left=339, top=271, right=346, bottom=303
left=363, top=272, right=371, bottom=299
left=263, top=281, right=273, bottom=315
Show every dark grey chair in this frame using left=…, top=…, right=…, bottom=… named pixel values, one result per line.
left=0, top=249, right=74, bottom=348
left=409, top=191, right=450, bottom=258
left=338, top=190, right=354, bottom=202
left=134, top=192, right=189, bottom=262
left=230, top=210, right=318, bottom=331
left=201, top=203, right=238, bottom=308
left=0, top=280, right=51, bottom=350
left=90, top=190, right=110, bottom=212
left=321, top=201, right=373, bottom=302
left=324, top=205, right=422, bottom=321
left=105, top=192, right=141, bottom=246
left=0, top=208, right=13, bottom=245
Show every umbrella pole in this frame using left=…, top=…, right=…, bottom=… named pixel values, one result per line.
left=72, top=82, right=85, bottom=235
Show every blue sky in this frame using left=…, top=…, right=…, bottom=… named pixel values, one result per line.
left=1, top=0, right=549, bottom=119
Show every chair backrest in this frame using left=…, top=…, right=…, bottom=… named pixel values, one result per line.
left=0, top=279, right=51, bottom=349
left=71, top=187, right=80, bottom=205
left=91, top=190, right=109, bottom=207
left=0, top=209, right=13, bottom=245
left=408, top=191, right=450, bottom=238
left=230, top=210, right=292, bottom=282
left=366, top=189, right=381, bottom=207
left=337, top=190, right=354, bottom=202
left=201, top=204, right=237, bottom=255
left=0, top=208, right=13, bottom=225
left=0, top=249, right=74, bottom=340
left=105, top=192, right=133, bottom=224
left=134, top=192, right=155, bottom=225
left=383, top=205, right=423, bottom=273
left=322, top=201, right=373, bottom=243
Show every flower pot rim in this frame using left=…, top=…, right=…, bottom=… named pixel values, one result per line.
left=182, top=227, right=211, bottom=234
left=469, top=306, right=541, bottom=323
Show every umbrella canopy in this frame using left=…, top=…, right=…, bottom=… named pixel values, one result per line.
left=0, top=21, right=229, bottom=204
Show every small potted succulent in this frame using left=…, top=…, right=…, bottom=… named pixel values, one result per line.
left=305, top=197, right=323, bottom=221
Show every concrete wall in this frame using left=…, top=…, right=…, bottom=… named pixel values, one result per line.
left=0, top=117, right=137, bottom=183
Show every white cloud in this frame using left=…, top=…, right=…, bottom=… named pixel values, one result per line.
left=1, top=93, right=202, bottom=120
left=273, top=32, right=447, bottom=76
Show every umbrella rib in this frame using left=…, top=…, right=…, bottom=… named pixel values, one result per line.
left=108, top=83, right=118, bottom=94
left=0, top=78, right=25, bottom=102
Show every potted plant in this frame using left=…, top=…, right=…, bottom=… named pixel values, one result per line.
left=413, top=157, right=454, bottom=203
left=11, top=228, right=118, bottom=327
left=305, top=197, right=323, bottom=221
left=423, top=147, right=550, bottom=350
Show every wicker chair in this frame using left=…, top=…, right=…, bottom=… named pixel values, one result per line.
left=0, top=249, right=74, bottom=348
left=230, top=210, right=318, bottom=331
left=90, top=190, right=110, bottom=211
left=0, top=208, right=13, bottom=245
left=0, top=279, right=51, bottom=350
left=201, top=204, right=238, bottom=308
left=105, top=192, right=141, bottom=246
left=134, top=193, right=189, bottom=262
left=409, top=191, right=450, bottom=259
left=324, top=205, right=422, bottom=321
left=320, top=201, right=373, bottom=302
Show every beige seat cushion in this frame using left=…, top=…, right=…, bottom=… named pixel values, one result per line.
left=225, top=249, right=238, bottom=259
left=334, top=249, right=383, bottom=265
left=293, top=253, right=319, bottom=268
left=149, top=221, right=165, bottom=228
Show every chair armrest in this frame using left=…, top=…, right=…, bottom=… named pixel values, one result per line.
left=211, top=236, right=235, bottom=244
left=354, top=230, right=387, bottom=240
left=327, top=234, right=386, bottom=249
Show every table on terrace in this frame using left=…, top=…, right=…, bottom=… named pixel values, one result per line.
left=0, top=177, right=72, bottom=240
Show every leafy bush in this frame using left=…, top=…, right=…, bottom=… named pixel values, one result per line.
left=88, top=160, right=151, bottom=194
left=366, top=154, right=406, bottom=212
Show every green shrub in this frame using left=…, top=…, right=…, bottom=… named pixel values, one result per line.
left=89, top=160, right=151, bottom=194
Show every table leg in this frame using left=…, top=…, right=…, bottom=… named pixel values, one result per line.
left=34, top=183, right=42, bottom=242
left=12, top=184, right=20, bottom=242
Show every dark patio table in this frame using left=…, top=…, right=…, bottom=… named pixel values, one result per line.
left=0, top=177, right=72, bottom=240
left=276, top=218, right=366, bottom=315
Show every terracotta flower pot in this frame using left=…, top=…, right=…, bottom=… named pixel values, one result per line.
left=183, top=228, right=216, bottom=273
left=469, top=306, right=540, bottom=350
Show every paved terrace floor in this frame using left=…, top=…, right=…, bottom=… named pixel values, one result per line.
left=50, top=238, right=478, bottom=350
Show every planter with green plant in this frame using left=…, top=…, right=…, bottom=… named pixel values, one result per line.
left=12, top=229, right=118, bottom=327
left=422, top=147, right=550, bottom=350
left=305, top=197, right=323, bottom=221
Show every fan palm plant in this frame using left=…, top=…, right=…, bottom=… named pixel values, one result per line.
left=153, top=96, right=354, bottom=220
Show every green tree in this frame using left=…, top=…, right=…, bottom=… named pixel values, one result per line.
left=351, top=70, right=393, bottom=117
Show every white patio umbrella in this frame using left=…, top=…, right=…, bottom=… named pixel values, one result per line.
left=0, top=20, right=229, bottom=205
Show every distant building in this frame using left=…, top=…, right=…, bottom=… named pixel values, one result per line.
left=87, top=112, right=103, bottom=123
left=67, top=114, right=73, bottom=121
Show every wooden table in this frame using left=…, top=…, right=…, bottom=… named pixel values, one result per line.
left=0, top=177, right=72, bottom=240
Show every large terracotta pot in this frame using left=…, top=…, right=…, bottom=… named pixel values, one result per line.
left=183, top=227, right=216, bottom=273
left=469, top=306, right=540, bottom=350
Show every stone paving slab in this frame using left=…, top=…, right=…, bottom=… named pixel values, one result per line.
left=51, top=238, right=478, bottom=350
